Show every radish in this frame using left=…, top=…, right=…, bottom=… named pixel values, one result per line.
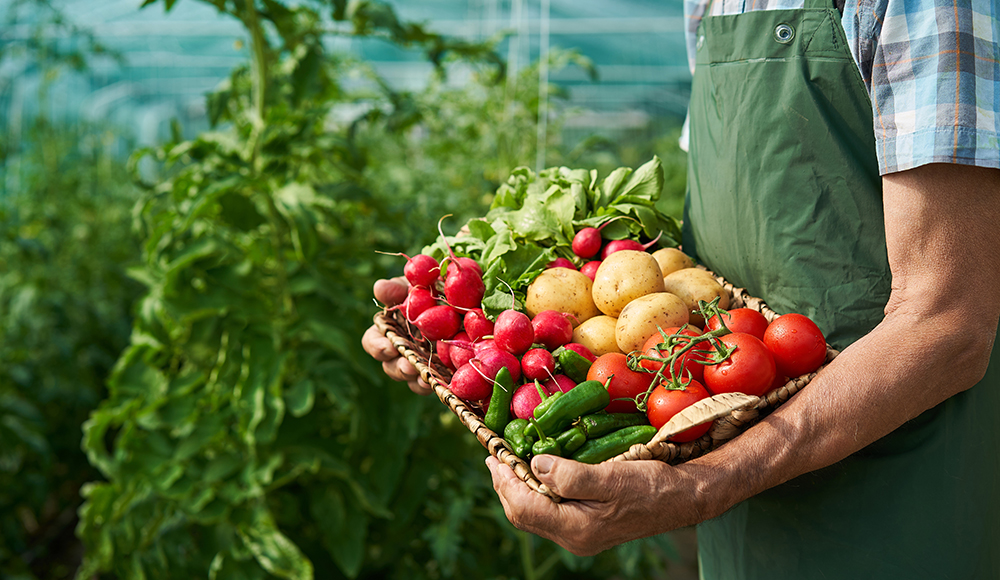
left=473, top=338, right=496, bottom=355
left=531, top=310, right=573, bottom=350
left=547, top=257, right=576, bottom=270
left=511, top=381, right=553, bottom=419
left=494, top=309, right=534, bottom=355
left=401, top=286, right=437, bottom=323
left=413, top=304, right=460, bottom=341
left=450, top=362, right=493, bottom=402
left=474, top=348, right=522, bottom=383
left=580, top=260, right=601, bottom=281
left=444, top=332, right=474, bottom=369
left=453, top=256, right=482, bottom=277
left=404, top=253, right=441, bottom=287
left=564, top=342, right=597, bottom=363
left=464, top=308, right=494, bottom=342
left=521, top=348, right=556, bottom=381
left=600, top=231, right=663, bottom=260
left=571, top=216, right=637, bottom=259
left=444, top=264, right=485, bottom=309
left=542, top=374, right=577, bottom=394
left=436, top=339, right=454, bottom=369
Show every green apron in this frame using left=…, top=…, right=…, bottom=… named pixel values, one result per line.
left=682, top=1, right=1000, bottom=577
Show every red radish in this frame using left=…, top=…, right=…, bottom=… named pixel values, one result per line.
left=494, top=309, right=534, bottom=355
left=600, top=231, right=663, bottom=260
left=474, top=349, right=522, bottom=383
left=413, top=305, right=461, bottom=341
left=521, top=348, right=556, bottom=381
left=444, top=265, right=485, bottom=309
left=445, top=332, right=474, bottom=369
left=450, top=362, right=493, bottom=402
left=511, top=381, right=554, bottom=419
left=547, top=257, right=576, bottom=270
left=464, top=308, right=494, bottom=342
left=453, top=256, right=482, bottom=277
left=542, top=374, right=576, bottom=394
left=473, top=338, right=496, bottom=355
left=401, top=286, right=438, bottom=323
left=436, top=339, right=454, bottom=369
left=531, top=310, right=573, bottom=350
left=564, top=342, right=597, bottom=363
left=580, top=260, right=601, bottom=281
left=404, top=254, right=441, bottom=287
left=572, top=227, right=603, bottom=259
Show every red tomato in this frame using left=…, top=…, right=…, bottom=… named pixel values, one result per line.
left=645, top=380, right=712, bottom=443
left=639, top=326, right=708, bottom=383
left=763, top=313, right=827, bottom=377
left=586, top=352, right=655, bottom=413
left=704, top=308, right=769, bottom=341
left=703, top=333, right=776, bottom=397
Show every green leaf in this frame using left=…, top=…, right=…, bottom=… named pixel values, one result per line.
left=284, top=379, right=315, bottom=418
left=238, top=511, right=314, bottom=580
left=311, top=485, right=368, bottom=578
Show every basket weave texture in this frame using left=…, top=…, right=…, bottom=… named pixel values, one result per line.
left=372, top=270, right=837, bottom=502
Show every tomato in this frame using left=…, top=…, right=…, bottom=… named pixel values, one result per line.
left=704, top=308, right=769, bottom=341
left=645, top=380, right=712, bottom=443
left=763, top=313, right=827, bottom=377
left=703, top=332, right=776, bottom=397
left=639, top=326, right=708, bottom=383
left=586, top=352, right=655, bottom=413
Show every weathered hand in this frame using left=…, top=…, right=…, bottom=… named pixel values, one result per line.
left=486, top=454, right=706, bottom=556
left=360, top=276, right=432, bottom=395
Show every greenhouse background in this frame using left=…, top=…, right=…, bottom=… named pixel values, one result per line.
left=1, top=1, right=697, bottom=579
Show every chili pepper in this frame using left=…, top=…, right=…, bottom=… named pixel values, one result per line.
left=530, top=379, right=611, bottom=438
left=570, top=424, right=657, bottom=464
left=503, top=418, right=535, bottom=459
left=554, top=425, right=586, bottom=454
left=578, top=412, right=649, bottom=439
left=531, top=380, right=563, bottom=418
left=556, top=347, right=592, bottom=383
left=529, top=420, right=563, bottom=456
left=484, top=367, right=515, bottom=434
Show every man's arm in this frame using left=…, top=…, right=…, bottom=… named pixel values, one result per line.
left=486, top=163, right=1000, bottom=556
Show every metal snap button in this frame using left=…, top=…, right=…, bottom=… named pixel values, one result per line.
left=774, top=23, right=794, bottom=44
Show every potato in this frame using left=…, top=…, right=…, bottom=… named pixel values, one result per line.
left=591, top=250, right=665, bottom=317
left=525, top=267, right=600, bottom=326
left=615, top=292, right=690, bottom=353
left=571, top=315, right=621, bottom=356
left=651, top=248, right=695, bottom=277
left=662, top=268, right=730, bottom=326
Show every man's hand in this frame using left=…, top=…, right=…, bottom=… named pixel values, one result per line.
left=360, top=276, right=432, bottom=395
left=486, top=454, right=707, bottom=556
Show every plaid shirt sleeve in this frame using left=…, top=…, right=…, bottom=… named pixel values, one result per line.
left=684, top=0, right=1000, bottom=174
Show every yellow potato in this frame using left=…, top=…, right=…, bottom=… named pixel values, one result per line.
left=571, top=315, right=621, bottom=356
left=591, top=250, right=665, bottom=317
left=651, top=248, right=695, bottom=277
left=662, top=268, right=730, bottom=326
left=615, top=292, right=690, bottom=353
left=525, top=267, right=600, bottom=326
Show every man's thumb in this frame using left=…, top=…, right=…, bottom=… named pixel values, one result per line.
left=531, top=455, right=611, bottom=501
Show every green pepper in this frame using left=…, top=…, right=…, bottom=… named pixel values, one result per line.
left=484, top=367, right=515, bottom=434
left=503, top=418, right=535, bottom=459
left=530, top=379, right=611, bottom=438
left=571, top=425, right=657, bottom=464
left=578, top=412, right=649, bottom=439
left=531, top=381, right=562, bottom=419
left=554, top=425, right=586, bottom=454
left=556, top=348, right=593, bottom=383
left=528, top=419, right=562, bottom=456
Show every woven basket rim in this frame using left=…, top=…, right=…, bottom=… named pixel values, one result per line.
left=372, top=268, right=838, bottom=502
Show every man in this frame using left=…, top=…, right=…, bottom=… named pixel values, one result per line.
left=363, top=0, right=999, bottom=576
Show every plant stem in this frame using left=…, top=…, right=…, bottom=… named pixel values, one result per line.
left=519, top=531, right=537, bottom=580
left=243, top=0, right=268, bottom=168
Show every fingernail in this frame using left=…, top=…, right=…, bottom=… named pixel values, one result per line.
left=532, top=455, right=554, bottom=475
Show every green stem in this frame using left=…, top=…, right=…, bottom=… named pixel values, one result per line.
left=243, top=0, right=268, bottom=168
left=520, top=531, right=537, bottom=580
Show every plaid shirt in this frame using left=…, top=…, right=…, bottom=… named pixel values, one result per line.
left=683, top=0, right=1000, bottom=174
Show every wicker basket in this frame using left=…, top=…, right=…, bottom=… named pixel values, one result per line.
left=372, top=269, right=838, bottom=502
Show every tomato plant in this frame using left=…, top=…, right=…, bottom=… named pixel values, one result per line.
left=645, top=380, right=712, bottom=442
left=704, top=308, right=769, bottom=341
left=587, top=352, right=655, bottom=413
left=703, top=333, right=776, bottom=397
left=764, top=313, right=827, bottom=377
left=639, top=326, right=709, bottom=383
